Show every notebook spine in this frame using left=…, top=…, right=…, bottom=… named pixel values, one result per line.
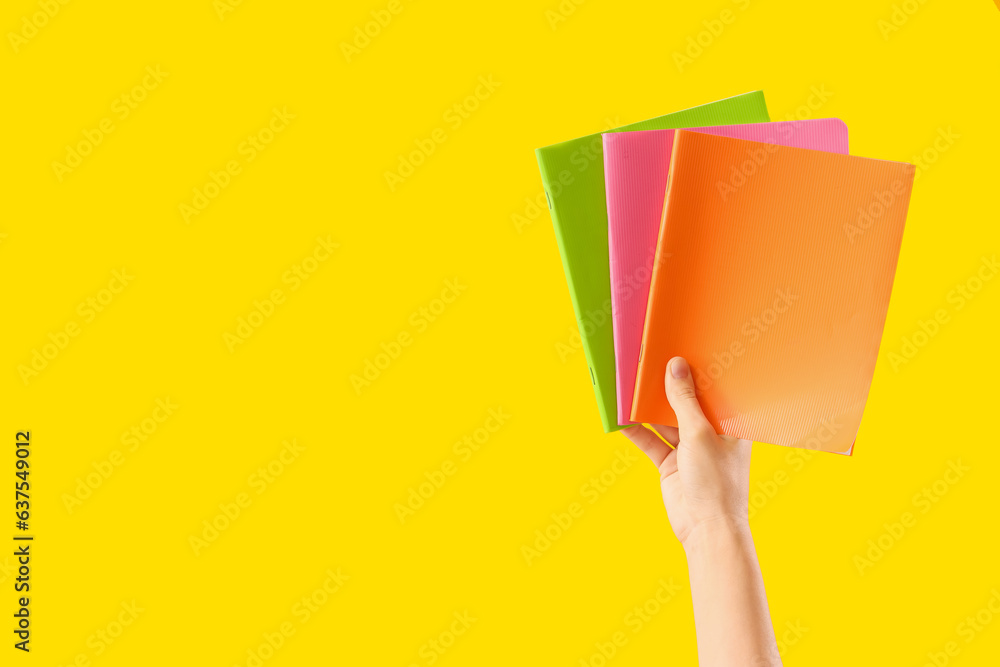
left=535, top=148, right=615, bottom=432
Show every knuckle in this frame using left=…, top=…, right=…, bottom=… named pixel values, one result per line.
left=688, top=423, right=716, bottom=440
left=671, top=384, right=699, bottom=402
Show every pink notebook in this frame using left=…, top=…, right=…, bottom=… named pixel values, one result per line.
left=604, top=119, right=850, bottom=426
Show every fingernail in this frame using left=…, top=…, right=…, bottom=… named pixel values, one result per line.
left=670, top=357, right=689, bottom=379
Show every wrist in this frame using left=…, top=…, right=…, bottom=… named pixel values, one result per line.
left=682, top=515, right=753, bottom=558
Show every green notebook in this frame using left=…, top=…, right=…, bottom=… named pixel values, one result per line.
left=535, top=91, right=770, bottom=432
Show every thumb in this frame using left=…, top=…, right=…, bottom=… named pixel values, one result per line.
left=665, top=357, right=713, bottom=437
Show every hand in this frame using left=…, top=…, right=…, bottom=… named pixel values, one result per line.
left=622, top=356, right=752, bottom=547
left=625, top=357, right=780, bottom=665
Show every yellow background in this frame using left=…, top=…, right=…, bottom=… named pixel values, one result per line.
left=3, top=0, right=999, bottom=664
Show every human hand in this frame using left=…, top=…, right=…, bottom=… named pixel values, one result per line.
left=622, top=356, right=752, bottom=547
left=625, top=357, right=779, bottom=665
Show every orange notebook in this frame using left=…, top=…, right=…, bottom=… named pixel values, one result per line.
left=630, top=131, right=915, bottom=454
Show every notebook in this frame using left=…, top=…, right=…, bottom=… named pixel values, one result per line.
left=630, top=130, right=915, bottom=454
left=604, top=119, right=850, bottom=426
left=535, top=92, right=770, bottom=433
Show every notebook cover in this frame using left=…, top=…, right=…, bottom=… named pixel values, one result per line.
left=535, top=92, right=770, bottom=433
left=605, top=120, right=850, bottom=426
left=630, top=130, right=915, bottom=454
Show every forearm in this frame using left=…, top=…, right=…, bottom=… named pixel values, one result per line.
left=684, top=518, right=781, bottom=666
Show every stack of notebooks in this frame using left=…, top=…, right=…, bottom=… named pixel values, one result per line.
left=536, top=91, right=914, bottom=455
